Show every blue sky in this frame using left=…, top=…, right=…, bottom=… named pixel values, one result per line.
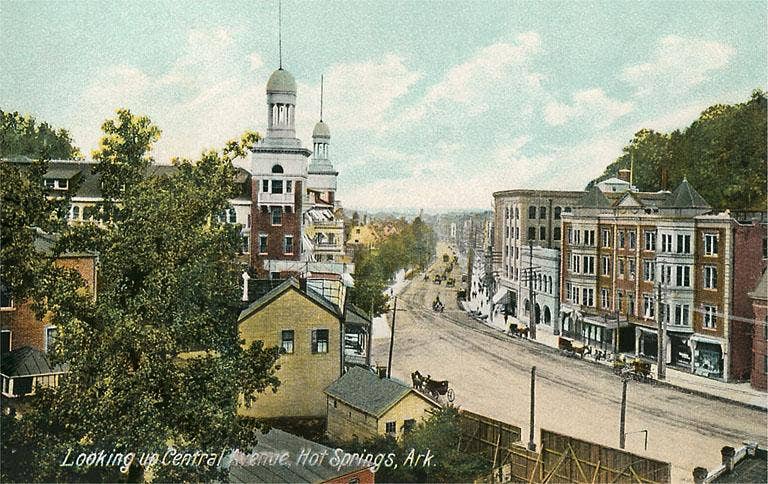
left=2, top=1, right=766, bottom=211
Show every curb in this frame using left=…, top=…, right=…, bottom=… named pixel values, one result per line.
left=470, top=314, right=768, bottom=412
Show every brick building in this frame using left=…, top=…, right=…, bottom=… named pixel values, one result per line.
left=560, top=180, right=767, bottom=382
left=1, top=233, right=97, bottom=397
left=749, top=271, right=767, bottom=391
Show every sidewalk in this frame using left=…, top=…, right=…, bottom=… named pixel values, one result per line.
left=466, top=310, right=768, bottom=411
left=371, top=269, right=412, bottom=339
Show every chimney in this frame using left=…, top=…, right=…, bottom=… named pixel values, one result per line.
left=241, top=271, right=251, bottom=303
left=721, top=446, right=735, bottom=471
left=617, top=169, right=631, bottom=182
left=692, top=467, right=708, bottom=484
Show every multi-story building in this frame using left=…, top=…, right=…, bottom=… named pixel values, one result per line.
left=560, top=180, right=767, bottom=382
left=749, top=271, right=767, bottom=391
left=1, top=233, right=98, bottom=398
left=492, top=189, right=585, bottom=334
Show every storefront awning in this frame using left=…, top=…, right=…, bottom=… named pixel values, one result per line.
left=582, top=315, right=618, bottom=330
left=492, top=288, right=510, bottom=305
left=690, top=335, right=723, bottom=347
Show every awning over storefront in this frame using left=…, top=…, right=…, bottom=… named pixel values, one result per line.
left=636, top=325, right=657, bottom=335
left=582, top=315, right=618, bottom=330
left=492, top=288, right=510, bottom=305
left=689, top=335, right=724, bottom=347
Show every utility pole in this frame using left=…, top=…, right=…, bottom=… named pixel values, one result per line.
left=528, top=242, right=537, bottom=340
left=656, top=280, right=666, bottom=380
left=527, top=366, right=537, bottom=451
left=619, top=378, right=628, bottom=449
left=387, top=297, right=397, bottom=378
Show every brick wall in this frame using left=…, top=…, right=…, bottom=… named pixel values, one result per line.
left=730, top=224, right=767, bottom=381
left=250, top=180, right=303, bottom=276
left=0, top=255, right=96, bottom=352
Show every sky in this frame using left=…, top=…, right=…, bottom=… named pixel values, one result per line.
left=1, top=1, right=766, bottom=212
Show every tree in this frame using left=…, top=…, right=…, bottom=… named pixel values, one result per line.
left=1, top=110, right=280, bottom=483
left=0, top=110, right=82, bottom=160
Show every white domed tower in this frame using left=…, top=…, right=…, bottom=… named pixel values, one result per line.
left=307, top=76, right=339, bottom=206
left=249, top=66, right=312, bottom=277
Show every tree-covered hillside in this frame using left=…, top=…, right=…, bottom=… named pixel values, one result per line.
left=588, top=90, right=767, bottom=211
left=0, top=110, right=81, bottom=159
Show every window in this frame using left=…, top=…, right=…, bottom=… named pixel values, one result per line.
left=643, top=260, right=655, bottom=281
left=601, top=289, right=609, bottom=309
left=515, top=227, right=519, bottom=240
left=703, top=266, right=717, bottom=289
left=573, top=230, right=581, bottom=245
left=528, top=206, right=536, bottom=219
left=676, top=265, right=690, bottom=287
left=628, top=294, right=635, bottom=316
left=583, top=256, right=595, bottom=275
left=644, top=231, right=656, bottom=251
left=228, top=208, right=237, bottom=224
left=44, top=178, right=68, bottom=190
left=44, top=326, right=57, bottom=353
left=643, top=294, right=654, bottom=318
left=515, top=207, right=519, bottom=219
left=311, top=329, right=329, bottom=353
left=703, top=305, right=717, bottom=329
left=584, top=230, right=595, bottom=246
left=602, top=256, right=611, bottom=276
left=528, top=227, right=536, bottom=240
left=554, top=207, right=562, bottom=220
left=0, top=283, right=13, bottom=309
left=763, top=238, right=767, bottom=259
left=564, top=207, right=572, bottom=214
left=284, top=235, right=294, bottom=254
left=246, top=214, right=252, bottom=229
left=71, top=205, right=80, bottom=220
left=286, top=180, right=293, bottom=193
left=553, top=227, right=561, bottom=242
left=703, top=233, right=718, bottom=256
left=271, top=164, right=284, bottom=174
left=271, top=207, right=282, bottom=225
left=403, top=419, right=416, bottom=433
left=242, top=235, right=250, bottom=254
left=540, top=227, right=546, bottom=240
left=618, top=258, right=625, bottom=278
left=616, top=291, right=623, bottom=311
left=618, top=231, right=625, bottom=248
left=258, top=234, right=268, bottom=254
left=629, top=231, right=636, bottom=249
left=44, top=178, right=55, bottom=189
left=281, top=330, right=294, bottom=353
left=602, top=229, right=612, bottom=248
left=585, top=288, right=594, bottom=307
left=385, top=421, right=396, bottom=434
left=628, top=260, right=636, bottom=280
left=674, top=304, right=690, bottom=326
left=271, top=180, right=284, bottom=194
left=659, top=264, right=671, bottom=285
left=565, top=282, right=572, bottom=302
left=1, top=330, right=11, bottom=354
left=676, top=234, right=691, bottom=254
left=661, top=234, right=672, bottom=253
left=262, top=180, right=269, bottom=192
left=660, top=303, right=670, bottom=324
left=572, top=254, right=580, bottom=273
left=539, top=206, right=546, bottom=219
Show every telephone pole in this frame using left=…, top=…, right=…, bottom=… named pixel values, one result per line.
left=619, top=378, right=628, bottom=449
left=387, top=297, right=397, bottom=378
left=528, top=366, right=536, bottom=451
left=525, top=242, right=539, bottom=340
left=656, top=279, right=666, bottom=380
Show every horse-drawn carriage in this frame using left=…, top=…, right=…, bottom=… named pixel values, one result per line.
left=558, top=337, right=589, bottom=358
left=509, top=323, right=529, bottom=338
left=613, top=357, right=653, bottom=382
left=411, top=370, right=455, bottom=402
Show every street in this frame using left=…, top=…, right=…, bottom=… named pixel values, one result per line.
left=372, top=262, right=767, bottom=482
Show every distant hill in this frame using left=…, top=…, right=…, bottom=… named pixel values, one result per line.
left=587, top=90, right=766, bottom=211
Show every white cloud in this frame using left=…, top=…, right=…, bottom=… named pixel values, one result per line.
left=621, top=35, right=735, bottom=97
left=544, top=88, right=633, bottom=127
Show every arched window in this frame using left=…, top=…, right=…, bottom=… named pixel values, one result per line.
left=548, top=276, right=553, bottom=293
left=271, top=164, right=284, bottom=174
left=539, top=206, right=546, bottom=219
left=515, top=207, right=519, bottom=219
left=71, top=205, right=80, bottom=220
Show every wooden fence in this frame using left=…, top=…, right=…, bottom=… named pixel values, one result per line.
left=458, top=409, right=522, bottom=468
left=475, top=429, right=671, bottom=484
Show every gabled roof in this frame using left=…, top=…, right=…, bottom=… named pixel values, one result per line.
left=579, top=185, right=611, bottom=209
left=0, top=347, right=67, bottom=377
left=344, top=302, right=371, bottom=326
left=599, top=177, right=631, bottom=185
left=227, top=428, right=369, bottom=483
left=238, top=278, right=340, bottom=322
left=325, top=366, right=436, bottom=418
left=663, top=178, right=711, bottom=209
left=616, top=191, right=644, bottom=207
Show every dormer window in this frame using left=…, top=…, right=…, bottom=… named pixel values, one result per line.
left=44, top=178, right=68, bottom=190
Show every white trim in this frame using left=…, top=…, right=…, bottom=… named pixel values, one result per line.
left=43, top=324, right=57, bottom=353
left=1, top=329, right=11, bottom=352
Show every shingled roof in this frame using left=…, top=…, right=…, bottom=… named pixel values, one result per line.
left=325, top=366, right=434, bottom=418
left=663, top=178, right=711, bottom=209
left=238, top=278, right=340, bottom=322
left=749, top=271, right=768, bottom=301
left=579, top=185, right=612, bottom=209
left=0, top=347, right=67, bottom=377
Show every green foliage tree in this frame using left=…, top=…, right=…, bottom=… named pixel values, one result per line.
left=588, top=90, right=767, bottom=210
left=0, top=110, right=82, bottom=160
left=1, top=110, right=279, bottom=483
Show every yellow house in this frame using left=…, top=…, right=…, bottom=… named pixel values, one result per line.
left=324, top=367, right=439, bottom=442
left=348, top=224, right=379, bottom=249
left=238, top=278, right=343, bottom=419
